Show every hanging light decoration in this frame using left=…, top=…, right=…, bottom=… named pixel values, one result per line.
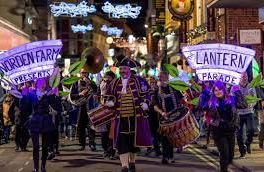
left=101, top=25, right=123, bottom=37
left=71, top=24, right=94, bottom=33
left=102, top=1, right=141, bottom=19
left=50, top=1, right=96, bottom=17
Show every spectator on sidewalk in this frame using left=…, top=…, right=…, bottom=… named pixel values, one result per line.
left=208, top=81, right=239, bottom=172
left=2, top=94, right=14, bottom=143
left=256, top=78, right=264, bottom=150
left=236, top=73, right=256, bottom=158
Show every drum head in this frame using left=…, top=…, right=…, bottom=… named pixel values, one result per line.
left=160, top=106, right=189, bottom=125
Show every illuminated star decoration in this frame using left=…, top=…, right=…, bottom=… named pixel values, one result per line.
left=102, top=1, right=141, bottom=19
left=71, top=24, right=94, bottom=33
left=50, top=1, right=96, bottom=17
left=101, top=25, right=123, bottom=37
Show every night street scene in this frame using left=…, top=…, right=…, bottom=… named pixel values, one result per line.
left=1, top=0, right=264, bottom=172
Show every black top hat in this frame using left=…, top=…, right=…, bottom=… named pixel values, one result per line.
left=114, top=55, right=141, bottom=68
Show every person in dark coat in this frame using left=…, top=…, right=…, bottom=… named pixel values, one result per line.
left=47, top=88, right=63, bottom=160
left=146, top=76, right=161, bottom=156
left=207, top=81, right=239, bottom=172
left=14, top=84, right=33, bottom=152
left=152, top=71, right=185, bottom=164
left=70, top=68, right=98, bottom=151
left=29, top=78, right=60, bottom=172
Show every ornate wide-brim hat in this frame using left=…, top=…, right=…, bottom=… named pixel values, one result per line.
left=114, top=55, right=141, bottom=68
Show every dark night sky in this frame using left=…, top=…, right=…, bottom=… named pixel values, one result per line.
left=33, top=0, right=149, bottom=37
left=94, top=0, right=149, bottom=37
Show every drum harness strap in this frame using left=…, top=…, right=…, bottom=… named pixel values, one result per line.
left=159, top=87, right=178, bottom=113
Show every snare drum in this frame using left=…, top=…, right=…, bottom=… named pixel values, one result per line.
left=159, top=107, right=200, bottom=148
left=87, top=105, right=115, bottom=128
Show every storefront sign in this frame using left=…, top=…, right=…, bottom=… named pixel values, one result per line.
left=182, top=44, right=255, bottom=85
left=0, top=40, right=62, bottom=85
left=168, top=0, right=194, bottom=21
left=239, top=29, right=262, bottom=45
left=102, top=1, right=141, bottom=19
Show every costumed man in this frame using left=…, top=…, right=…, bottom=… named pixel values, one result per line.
left=152, top=71, right=185, bottom=164
left=105, top=56, right=152, bottom=172
left=70, top=68, right=98, bottom=151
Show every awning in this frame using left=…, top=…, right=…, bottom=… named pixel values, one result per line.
left=208, top=0, right=264, bottom=8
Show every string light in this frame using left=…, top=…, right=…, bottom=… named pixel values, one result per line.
left=102, top=1, right=141, bottom=19
left=50, top=1, right=96, bottom=17
left=71, top=24, right=94, bottom=33
left=186, top=24, right=207, bottom=40
left=101, top=25, right=123, bottom=36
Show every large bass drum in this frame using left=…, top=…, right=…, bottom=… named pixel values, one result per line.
left=159, top=106, right=200, bottom=148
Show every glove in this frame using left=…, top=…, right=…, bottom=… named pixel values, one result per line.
left=105, top=101, right=115, bottom=107
left=140, top=102, right=148, bottom=111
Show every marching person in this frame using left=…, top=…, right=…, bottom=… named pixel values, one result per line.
left=29, top=78, right=60, bottom=172
left=146, top=76, right=161, bottom=156
left=236, top=73, right=256, bottom=158
left=47, top=87, right=62, bottom=160
left=70, top=68, right=97, bottom=151
left=15, top=83, right=33, bottom=151
left=105, top=56, right=152, bottom=172
left=256, top=77, right=264, bottom=150
left=152, top=71, right=185, bottom=164
left=97, top=71, right=116, bottom=159
left=208, top=81, right=239, bottom=172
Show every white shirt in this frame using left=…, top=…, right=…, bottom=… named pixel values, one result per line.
left=121, top=75, right=130, bottom=94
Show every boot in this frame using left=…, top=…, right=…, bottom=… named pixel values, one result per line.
left=41, top=160, right=46, bottom=172
left=129, top=163, right=136, bottom=172
left=33, top=159, right=39, bottom=172
left=121, top=167, right=128, bottom=172
left=79, top=145, right=85, bottom=151
left=246, top=144, right=251, bottom=154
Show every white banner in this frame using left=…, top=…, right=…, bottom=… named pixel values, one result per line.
left=0, top=40, right=62, bottom=85
left=182, top=44, right=255, bottom=85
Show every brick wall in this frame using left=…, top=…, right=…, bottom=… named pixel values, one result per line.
left=226, top=9, right=263, bottom=60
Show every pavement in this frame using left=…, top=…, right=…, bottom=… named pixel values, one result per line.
left=0, top=137, right=241, bottom=172
left=196, top=136, right=264, bottom=172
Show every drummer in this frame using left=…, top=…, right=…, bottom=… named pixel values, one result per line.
left=152, top=71, right=185, bottom=164
left=97, top=71, right=116, bottom=159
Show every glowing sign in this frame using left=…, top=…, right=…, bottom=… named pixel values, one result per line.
left=101, top=25, right=123, bottom=36
left=71, top=24, right=94, bottom=33
left=182, top=44, right=255, bottom=85
left=50, top=1, right=96, bottom=17
left=0, top=40, right=62, bottom=85
left=102, top=1, right=141, bottom=19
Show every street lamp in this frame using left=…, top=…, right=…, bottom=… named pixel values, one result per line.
left=106, top=37, right=114, bottom=44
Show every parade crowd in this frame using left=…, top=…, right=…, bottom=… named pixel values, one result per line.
left=0, top=55, right=264, bottom=172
